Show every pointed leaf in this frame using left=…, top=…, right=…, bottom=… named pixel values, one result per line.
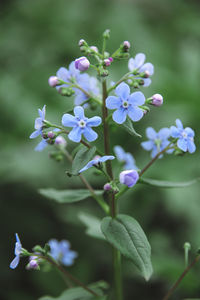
left=139, top=177, right=200, bottom=188
left=78, top=212, right=105, bottom=240
left=38, top=281, right=108, bottom=300
left=39, top=188, right=103, bottom=203
left=101, top=214, right=153, bottom=281
left=72, top=146, right=97, bottom=175
left=121, top=117, right=141, bottom=138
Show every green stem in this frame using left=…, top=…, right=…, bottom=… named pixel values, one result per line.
left=162, top=255, right=200, bottom=300
left=102, top=79, right=123, bottom=300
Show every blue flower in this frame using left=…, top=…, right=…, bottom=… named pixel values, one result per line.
left=114, top=146, right=138, bottom=170
left=170, top=119, right=196, bottom=153
left=30, top=105, right=46, bottom=139
left=106, top=82, right=145, bottom=124
left=141, top=127, right=173, bottom=158
left=128, top=53, right=154, bottom=87
left=10, top=233, right=22, bottom=269
left=62, top=106, right=101, bottom=143
left=79, top=155, right=115, bottom=173
left=119, top=170, right=139, bottom=188
left=56, top=62, right=82, bottom=90
left=48, top=239, right=78, bottom=266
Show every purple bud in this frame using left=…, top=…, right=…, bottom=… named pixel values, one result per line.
left=47, top=131, right=55, bottom=139
left=104, top=59, right=111, bottom=67
left=78, top=39, right=85, bottom=46
left=152, top=94, right=163, bottom=107
left=48, top=76, right=59, bottom=87
left=26, top=259, right=39, bottom=270
left=108, top=57, right=113, bottom=62
left=90, top=46, right=98, bottom=53
left=103, top=183, right=112, bottom=191
left=123, top=41, right=131, bottom=51
left=75, top=57, right=90, bottom=71
left=119, top=170, right=139, bottom=188
left=55, top=136, right=67, bottom=147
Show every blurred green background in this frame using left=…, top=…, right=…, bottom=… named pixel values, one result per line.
left=1, top=0, right=200, bottom=299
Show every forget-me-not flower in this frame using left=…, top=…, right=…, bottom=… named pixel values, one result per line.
left=119, top=170, right=139, bottom=188
left=141, top=127, right=173, bottom=158
left=79, top=155, right=115, bottom=173
left=30, top=105, right=46, bottom=139
left=114, top=145, right=138, bottom=170
left=74, top=75, right=100, bottom=106
left=128, top=53, right=154, bottom=87
left=48, top=239, right=78, bottom=266
left=56, top=62, right=83, bottom=90
left=62, top=106, right=101, bottom=143
left=170, top=119, right=196, bottom=153
left=10, top=233, right=22, bottom=269
left=106, top=82, right=145, bottom=124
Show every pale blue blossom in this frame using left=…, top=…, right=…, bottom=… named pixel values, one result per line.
left=114, top=146, right=138, bottom=170
left=10, top=233, right=22, bottom=269
left=79, top=155, right=115, bottom=173
left=48, top=239, right=77, bottom=266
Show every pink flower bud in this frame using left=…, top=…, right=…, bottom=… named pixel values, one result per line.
left=47, top=131, right=55, bottom=139
left=123, top=41, right=131, bottom=51
left=103, top=183, right=112, bottom=191
left=108, top=57, right=113, bottom=62
left=75, top=57, right=90, bottom=71
left=78, top=39, right=85, bottom=46
left=152, top=94, right=163, bottom=107
left=90, top=46, right=98, bottom=53
left=119, top=170, right=139, bottom=188
left=26, top=259, right=39, bottom=270
left=48, top=76, right=59, bottom=87
left=104, top=59, right=111, bottom=67
left=55, top=136, right=67, bottom=147
left=144, top=70, right=150, bottom=78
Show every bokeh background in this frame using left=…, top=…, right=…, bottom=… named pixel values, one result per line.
left=1, top=0, right=200, bottom=299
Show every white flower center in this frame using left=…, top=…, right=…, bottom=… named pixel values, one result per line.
left=182, top=131, right=188, bottom=139
left=122, top=101, right=129, bottom=108
left=78, top=119, right=86, bottom=128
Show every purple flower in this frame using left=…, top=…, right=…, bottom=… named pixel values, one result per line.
left=30, top=105, right=46, bottom=139
left=128, top=53, right=154, bottom=87
left=114, top=145, right=138, bottom=170
left=26, top=256, right=40, bottom=270
left=10, top=233, right=22, bottom=269
left=48, top=239, right=78, bottom=266
left=170, top=119, right=196, bottom=153
left=79, top=155, right=115, bottom=173
left=62, top=106, right=101, bottom=143
left=106, top=82, right=145, bottom=124
left=75, top=57, right=90, bottom=71
left=141, top=127, right=173, bottom=158
left=103, top=183, right=112, bottom=191
left=119, top=170, right=139, bottom=188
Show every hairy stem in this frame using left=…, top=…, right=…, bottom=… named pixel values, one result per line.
left=162, top=255, right=200, bottom=300
left=102, top=79, right=123, bottom=300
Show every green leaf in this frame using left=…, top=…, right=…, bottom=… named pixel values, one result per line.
left=121, top=117, right=141, bottom=138
left=78, top=212, right=105, bottom=240
left=38, top=281, right=108, bottom=300
left=39, top=188, right=103, bottom=203
left=72, top=146, right=96, bottom=175
left=139, top=177, right=200, bottom=188
left=101, top=214, right=153, bottom=281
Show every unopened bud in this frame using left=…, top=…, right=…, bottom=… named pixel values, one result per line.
left=151, top=94, right=163, bottom=107
left=103, top=29, right=110, bottom=39
left=48, top=76, right=59, bottom=87
left=90, top=46, right=98, bottom=53
left=108, top=57, right=113, bottom=62
left=55, top=136, right=67, bottom=147
left=75, top=57, right=90, bottom=71
left=47, top=131, right=55, bottom=139
left=26, top=259, right=39, bottom=270
left=78, top=39, right=86, bottom=47
left=144, top=70, right=150, bottom=78
left=103, top=183, right=112, bottom=191
left=104, top=59, right=111, bottom=67
left=123, top=41, right=131, bottom=52
left=58, top=87, right=75, bottom=96
left=119, top=170, right=139, bottom=188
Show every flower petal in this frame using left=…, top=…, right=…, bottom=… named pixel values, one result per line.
left=30, top=130, right=40, bottom=139
left=151, top=146, right=159, bottom=158
left=176, top=119, right=183, bottom=129
left=106, top=96, right=121, bottom=109
left=158, top=128, right=170, bottom=139
left=79, top=159, right=97, bottom=173
left=128, top=106, right=144, bottom=122
left=35, top=118, right=43, bottom=130
left=87, top=116, right=102, bottom=127
left=56, top=67, right=69, bottom=81
left=10, top=255, right=20, bottom=269
left=112, top=107, right=127, bottom=124
left=143, top=78, right=152, bottom=87
left=140, top=63, right=154, bottom=75
left=185, top=127, right=195, bottom=137
left=62, top=114, right=77, bottom=127
left=68, top=126, right=82, bottom=142
left=187, top=139, right=196, bottom=153
left=177, top=138, right=187, bottom=152
left=83, top=126, right=98, bottom=142
left=74, top=106, right=85, bottom=119
left=170, top=126, right=180, bottom=138
left=146, top=127, right=157, bottom=140
left=99, top=155, right=115, bottom=163
left=114, top=146, right=125, bottom=161
left=35, top=140, right=48, bottom=152
left=129, top=91, right=145, bottom=106
left=115, top=82, right=130, bottom=101
left=134, top=53, right=146, bottom=69
left=128, top=58, right=136, bottom=71
left=141, top=140, right=154, bottom=151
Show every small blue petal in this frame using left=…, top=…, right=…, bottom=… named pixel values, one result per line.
left=176, top=119, right=183, bottom=129
left=143, top=78, right=152, bottom=87
left=177, top=138, right=187, bottom=152
left=141, top=141, right=154, bottom=151
left=128, top=57, right=136, bottom=71
left=106, top=96, right=121, bottom=109
left=35, top=140, right=48, bottom=152
left=68, top=126, right=82, bottom=142
left=83, top=127, right=98, bottom=142
left=128, top=106, right=143, bottom=122
left=62, top=114, right=77, bottom=127
left=30, top=130, right=40, bottom=139
left=187, top=139, right=196, bottom=153
left=99, top=155, right=115, bottom=163
left=114, top=146, right=126, bottom=161
left=134, top=53, right=146, bottom=69
left=115, top=82, right=130, bottom=101
left=87, top=116, right=102, bottom=127
left=140, top=63, right=154, bottom=75
left=10, top=255, right=20, bottom=269
left=170, top=126, right=180, bottom=138
left=146, top=127, right=157, bottom=140
left=74, top=106, right=85, bottom=119
left=56, top=67, right=69, bottom=81
left=35, top=118, right=43, bottom=130
left=113, top=107, right=127, bottom=124
left=185, top=127, right=195, bottom=137
left=129, top=91, right=145, bottom=106
left=158, top=128, right=170, bottom=139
